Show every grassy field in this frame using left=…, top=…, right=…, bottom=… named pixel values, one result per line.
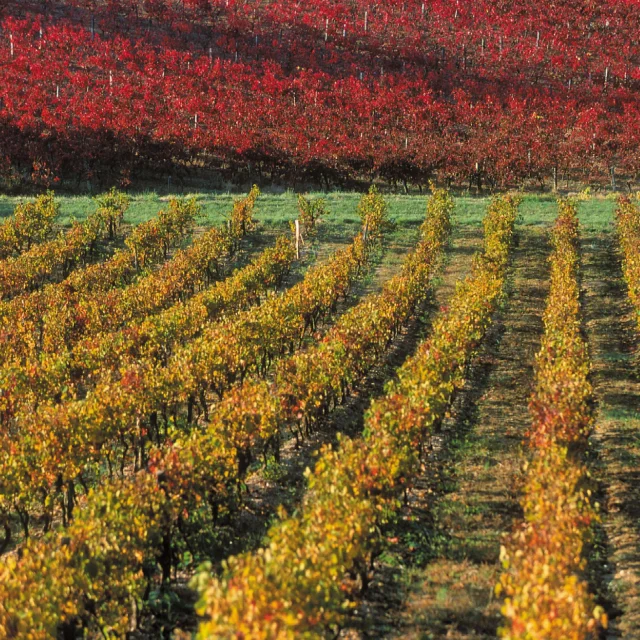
left=0, top=191, right=618, bottom=233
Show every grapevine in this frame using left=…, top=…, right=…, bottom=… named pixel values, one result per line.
left=0, top=187, right=449, bottom=638
left=616, top=197, right=640, bottom=332
left=191, top=194, right=519, bottom=637
left=497, top=199, right=607, bottom=639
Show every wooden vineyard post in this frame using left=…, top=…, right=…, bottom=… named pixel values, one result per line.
left=363, top=220, right=369, bottom=244
left=296, top=220, right=304, bottom=260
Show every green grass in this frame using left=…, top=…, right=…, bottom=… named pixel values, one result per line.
left=0, top=191, right=617, bottom=232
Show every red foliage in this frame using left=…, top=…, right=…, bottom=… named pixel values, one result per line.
left=0, top=0, right=638, bottom=187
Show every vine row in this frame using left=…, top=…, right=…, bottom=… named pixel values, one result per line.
left=0, top=192, right=58, bottom=260
left=497, top=199, right=607, bottom=639
left=0, top=187, right=447, bottom=638
left=192, top=194, right=518, bottom=638
left=0, top=189, right=388, bottom=540
left=0, top=187, right=261, bottom=424
left=616, top=196, right=640, bottom=333
left=0, top=211, right=104, bottom=300
left=0, top=193, right=203, bottom=365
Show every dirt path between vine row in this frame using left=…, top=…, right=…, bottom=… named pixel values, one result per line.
left=339, top=226, right=550, bottom=639
left=581, top=232, right=640, bottom=638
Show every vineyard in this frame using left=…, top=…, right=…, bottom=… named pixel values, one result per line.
left=0, top=0, right=639, bottom=190
left=0, top=185, right=635, bottom=640
left=1, top=0, right=640, bottom=639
